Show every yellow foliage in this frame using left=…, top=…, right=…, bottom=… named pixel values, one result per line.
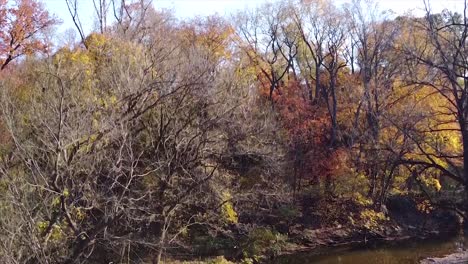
left=353, top=192, right=373, bottom=206
left=70, top=50, right=91, bottom=65
left=50, top=224, right=64, bottom=241
left=417, top=200, right=433, bottom=214
left=391, top=174, right=409, bottom=195
left=433, top=179, right=442, bottom=192
left=360, top=209, right=387, bottom=230
left=36, top=221, right=64, bottom=241
left=420, top=176, right=442, bottom=192
left=52, top=196, right=61, bottom=207
left=37, top=221, right=49, bottom=233
left=74, top=207, right=86, bottom=221
left=85, top=33, right=109, bottom=51
left=446, top=134, right=462, bottom=153
left=221, top=191, right=238, bottom=224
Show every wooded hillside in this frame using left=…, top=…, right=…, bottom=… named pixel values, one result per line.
left=0, top=0, right=467, bottom=263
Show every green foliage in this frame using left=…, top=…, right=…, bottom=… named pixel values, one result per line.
left=277, top=204, right=301, bottom=220
left=191, top=230, right=237, bottom=256
left=240, top=257, right=255, bottom=264
left=242, top=227, right=287, bottom=260
left=333, top=169, right=370, bottom=202
left=205, top=256, right=235, bottom=264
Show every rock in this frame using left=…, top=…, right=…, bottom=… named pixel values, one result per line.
left=421, top=251, right=468, bottom=264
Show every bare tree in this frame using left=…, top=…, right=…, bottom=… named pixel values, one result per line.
left=322, top=6, right=348, bottom=146
left=65, top=0, right=154, bottom=47
left=235, top=1, right=297, bottom=100
left=345, top=0, right=398, bottom=141
left=92, top=0, right=111, bottom=33
left=0, top=15, right=252, bottom=263
left=291, top=0, right=329, bottom=102
left=65, top=0, right=87, bottom=46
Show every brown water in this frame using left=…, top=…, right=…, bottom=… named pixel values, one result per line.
left=274, top=235, right=468, bottom=264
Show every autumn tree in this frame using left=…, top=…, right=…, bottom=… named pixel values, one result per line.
left=0, top=0, right=56, bottom=70
left=344, top=0, right=406, bottom=204
left=2, top=0, right=468, bottom=262
left=400, top=2, right=468, bottom=213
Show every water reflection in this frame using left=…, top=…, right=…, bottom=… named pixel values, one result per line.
left=275, top=235, right=468, bottom=264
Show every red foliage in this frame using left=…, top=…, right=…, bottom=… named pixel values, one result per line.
left=260, top=79, right=349, bottom=186
left=0, top=0, right=56, bottom=70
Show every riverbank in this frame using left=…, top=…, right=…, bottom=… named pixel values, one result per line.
left=297, top=195, right=462, bottom=262
left=165, top=195, right=464, bottom=263
left=278, top=195, right=462, bottom=255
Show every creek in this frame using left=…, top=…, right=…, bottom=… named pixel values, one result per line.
left=274, top=234, right=468, bottom=264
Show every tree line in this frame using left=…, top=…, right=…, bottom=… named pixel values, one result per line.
left=0, top=0, right=467, bottom=263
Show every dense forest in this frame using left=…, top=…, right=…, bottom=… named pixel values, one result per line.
left=0, top=0, right=468, bottom=263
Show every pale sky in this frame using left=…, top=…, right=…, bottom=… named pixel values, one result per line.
left=44, top=0, right=464, bottom=37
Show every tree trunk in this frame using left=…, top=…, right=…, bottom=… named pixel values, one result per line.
left=155, top=217, right=169, bottom=264
left=368, top=170, right=377, bottom=200
left=330, top=75, right=338, bottom=146
left=315, top=65, right=321, bottom=102
left=461, top=127, right=468, bottom=224
left=325, top=174, right=332, bottom=197
left=306, top=78, right=313, bottom=102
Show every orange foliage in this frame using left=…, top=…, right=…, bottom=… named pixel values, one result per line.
left=0, top=0, right=56, bottom=70
left=179, top=15, right=234, bottom=60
